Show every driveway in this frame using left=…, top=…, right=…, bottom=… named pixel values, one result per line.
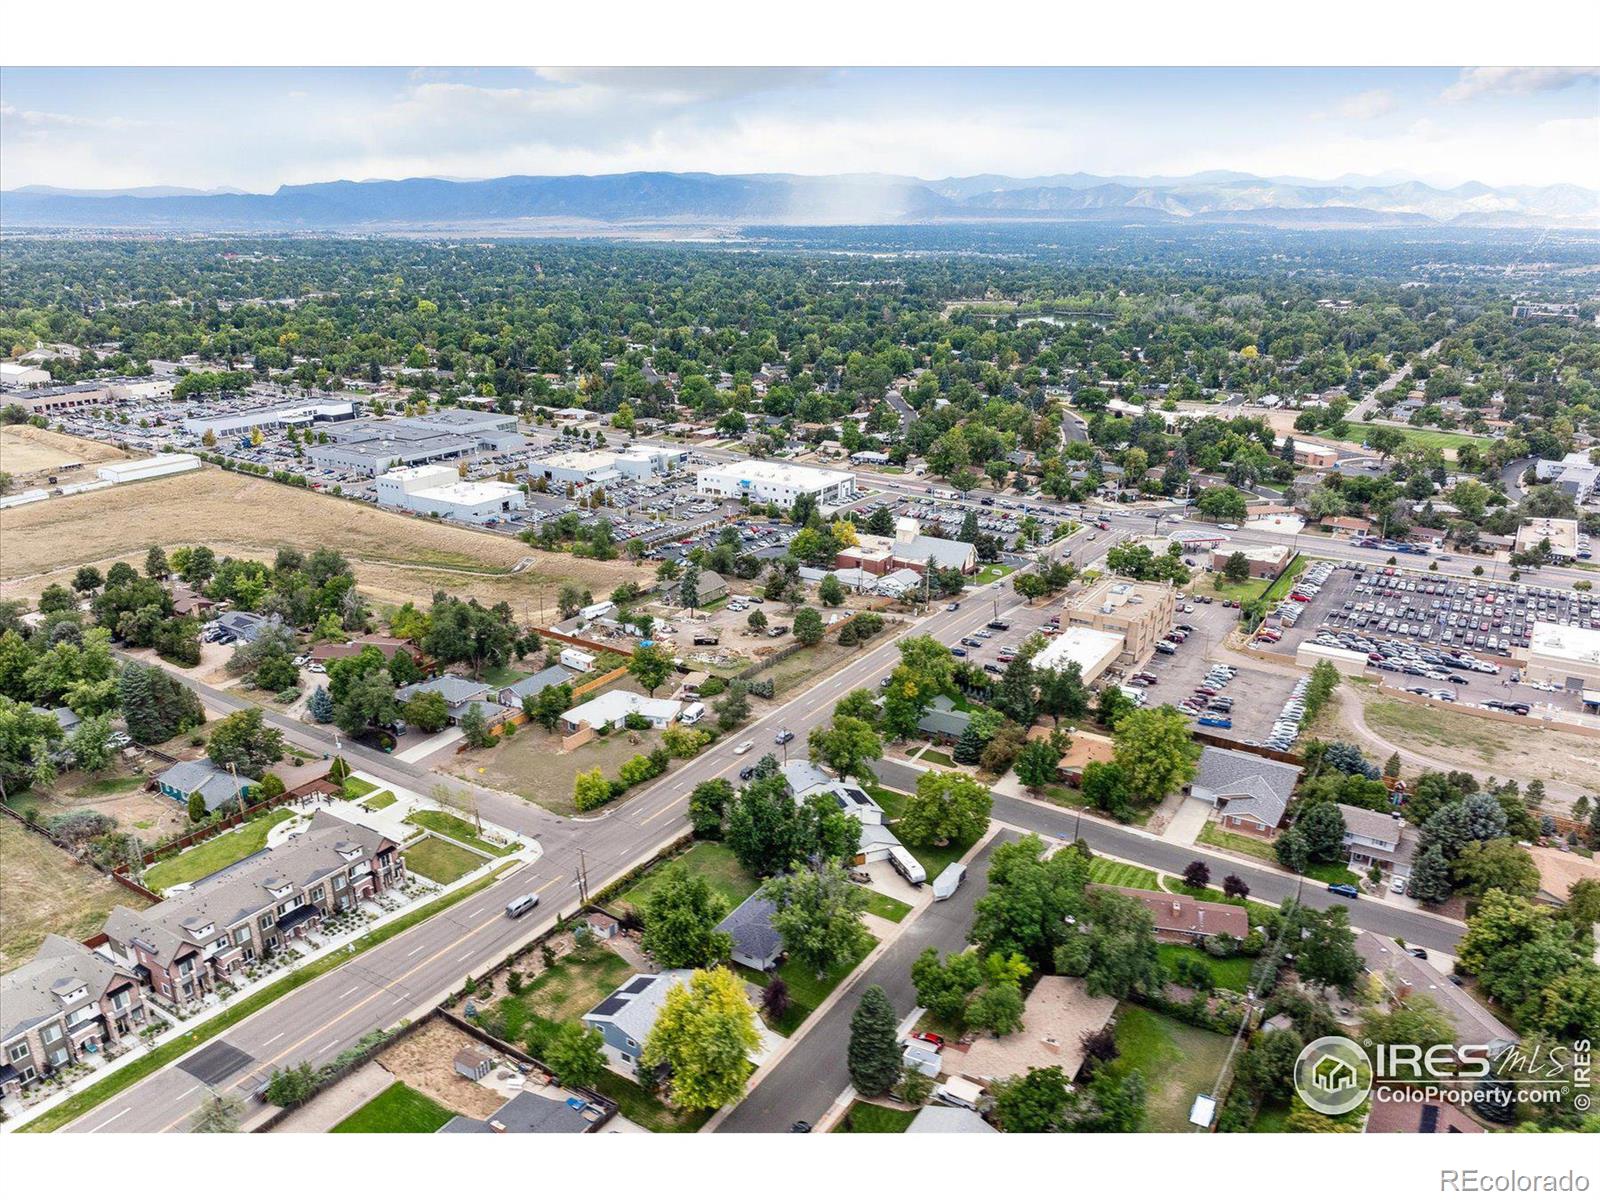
left=1163, top=795, right=1212, bottom=846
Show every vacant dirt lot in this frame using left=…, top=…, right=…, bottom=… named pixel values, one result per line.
left=377, top=1018, right=506, bottom=1120
left=0, top=819, right=151, bottom=972
left=29, top=772, right=185, bottom=843
left=0, top=466, right=648, bottom=608
left=0, top=424, right=130, bottom=479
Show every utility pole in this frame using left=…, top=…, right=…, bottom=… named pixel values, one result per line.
left=577, top=849, right=590, bottom=905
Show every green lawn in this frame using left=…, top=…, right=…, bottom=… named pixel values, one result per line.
left=331, top=1081, right=457, bottom=1133
left=834, top=1101, right=916, bottom=1132
left=479, top=663, right=527, bottom=688
left=1303, top=860, right=1361, bottom=887
left=487, top=943, right=636, bottom=1036
left=1251, top=1101, right=1292, bottom=1132
left=1344, top=422, right=1496, bottom=456
left=1196, top=822, right=1279, bottom=863
left=403, top=836, right=486, bottom=884
left=919, top=748, right=955, bottom=767
left=1109, top=1003, right=1235, bottom=1132
left=145, top=808, right=295, bottom=893
left=738, top=935, right=878, bottom=1037
left=19, top=860, right=519, bottom=1132
left=1156, top=943, right=1255, bottom=994
left=617, top=841, right=761, bottom=916
left=364, top=790, right=399, bottom=810
left=342, top=776, right=379, bottom=799
left=1088, top=857, right=1160, bottom=890
left=858, top=888, right=912, bottom=923
left=1260, top=555, right=1309, bottom=605
left=67, top=775, right=146, bottom=798
left=975, top=563, right=1016, bottom=585
left=405, top=809, right=520, bottom=856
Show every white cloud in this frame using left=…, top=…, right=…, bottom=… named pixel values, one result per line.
left=1336, top=88, right=1396, bottom=119
left=1442, top=67, right=1600, bottom=102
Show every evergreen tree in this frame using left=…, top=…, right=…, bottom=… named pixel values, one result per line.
left=952, top=723, right=984, bottom=765
left=846, top=985, right=901, bottom=1096
left=307, top=685, right=334, bottom=724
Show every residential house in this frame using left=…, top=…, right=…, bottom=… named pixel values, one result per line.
left=101, top=813, right=404, bottom=1004
left=156, top=757, right=257, bottom=815
left=558, top=690, right=682, bottom=735
left=1355, top=932, right=1516, bottom=1055
left=208, top=611, right=285, bottom=645
left=917, top=694, right=972, bottom=744
left=691, top=570, right=729, bottom=605
left=1189, top=746, right=1301, bottom=837
left=439, top=1088, right=602, bottom=1133
left=0, top=935, right=149, bottom=1102
left=907, top=1107, right=996, bottom=1134
left=1337, top=804, right=1413, bottom=873
left=309, top=634, right=419, bottom=665
left=1320, top=516, right=1373, bottom=537
left=1109, top=887, right=1250, bottom=943
left=1049, top=727, right=1115, bottom=786
left=496, top=664, right=576, bottom=707
left=395, top=675, right=516, bottom=726
left=714, top=892, right=783, bottom=972
left=29, top=704, right=81, bottom=736
left=582, top=970, right=693, bottom=1074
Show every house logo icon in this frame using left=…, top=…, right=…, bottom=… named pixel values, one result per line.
left=1294, top=1036, right=1372, bottom=1116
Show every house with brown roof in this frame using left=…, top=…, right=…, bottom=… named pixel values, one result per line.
left=1107, top=886, right=1250, bottom=943
left=309, top=634, right=420, bottom=664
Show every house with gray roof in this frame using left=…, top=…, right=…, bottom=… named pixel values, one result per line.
left=396, top=675, right=517, bottom=725
left=715, top=892, right=783, bottom=972
left=497, top=664, right=575, bottom=706
left=209, top=610, right=285, bottom=645
left=908, top=1106, right=996, bottom=1134
left=0, top=935, right=149, bottom=1104
left=582, top=970, right=693, bottom=1075
left=1189, top=745, right=1301, bottom=836
left=156, top=757, right=257, bottom=814
left=439, top=1089, right=603, bottom=1133
left=29, top=704, right=80, bottom=735
left=918, top=694, right=972, bottom=743
left=101, top=812, right=403, bottom=1007
left=1337, top=803, right=1414, bottom=873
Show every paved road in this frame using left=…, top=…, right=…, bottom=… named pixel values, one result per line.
left=67, top=584, right=1037, bottom=1132
left=1348, top=340, right=1441, bottom=422
left=718, top=832, right=1019, bottom=1132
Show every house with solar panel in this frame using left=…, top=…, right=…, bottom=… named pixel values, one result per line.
left=581, top=969, right=694, bottom=1075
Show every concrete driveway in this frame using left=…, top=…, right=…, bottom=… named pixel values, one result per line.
left=1163, top=794, right=1212, bottom=846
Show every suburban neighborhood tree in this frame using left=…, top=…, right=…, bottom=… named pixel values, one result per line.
left=641, top=967, right=760, bottom=1111
left=818, top=574, right=846, bottom=607
left=991, top=1066, right=1073, bottom=1132
left=401, top=689, right=450, bottom=734
left=688, top=778, right=734, bottom=839
left=971, top=836, right=1089, bottom=968
left=807, top=715, right=883, bottom=788
left=206, top=707, right=284, bottom=777
left=899, top=769, right=992, bottom=847
left=846, top=985, right=901, bottom=1096
left=307, top=685, right=334, bottom=724
left=792, top=606, right=824, bottom=646
left=544, top=1021, right=608, bottom=1090
left=1055, top=889, right=1164, bottom=999
left=628, top=642, right=673, bottom=696
left=761, top=863, right=870, bottom=978
left=640, top=863, right=733, bottom=968
left=190, top=1091, right=244, bottom=1133
left=1112, top=707, right=1200, bottom=807
left=1014, top=737, right=1063, bottom=792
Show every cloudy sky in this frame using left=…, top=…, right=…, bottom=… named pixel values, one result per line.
left=2, top=66, right=1596, bottom=193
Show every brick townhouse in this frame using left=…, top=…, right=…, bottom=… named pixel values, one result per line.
left=100, top=813, right=405, bottom=1005
left=0, top=934, right=150, bottom=1103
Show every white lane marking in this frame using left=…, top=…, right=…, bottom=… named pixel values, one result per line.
left=261, top=1032, right=285, bottom=1046
left=337, top=986, right=361, bottom=999
left=86, top=1106, right=132, bottom=1132
left=318, top=1038, right=341, bottom=1055
left=174, top=1084, right=200, bottom=1101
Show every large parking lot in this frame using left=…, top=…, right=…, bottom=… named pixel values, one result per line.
left=1120, top=588, right=1303, bottom=746
left=1256, top=561, right=1599, bottom=717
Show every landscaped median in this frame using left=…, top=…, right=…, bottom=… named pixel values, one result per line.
left=17, top=860, right=520, bottom=1133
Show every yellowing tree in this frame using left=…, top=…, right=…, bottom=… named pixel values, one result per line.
left=641, top=967, right=760, bottom=1111
left=831, top=519, right=860, bottom=549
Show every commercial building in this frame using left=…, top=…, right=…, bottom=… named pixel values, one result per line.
left=1210, top=542, right=1291, bottom=579
left=695, top=459, right=856, bottom=508
left=1522, top=622, right=1600, bottom=691
left=95, top=453, right=201, bottom=485
left=101, top=813, right=404, bottom=1004
left=1514, top=518, right=1580, bottom=563
left=0, top=362, right=51, bottom=389
left=374, top=463, right=525, bottom=524
left=1533, top=453, right=1599, bottom=504
left=835, top=516, right=978, bottom=577
left=307, top=411, right=519, bottom=476
left=0, top=935, right=150, bottom=1102
left=1029, top=626, right=1124, bottom=687
left=4, top=382, right=110, bottom=415
left=180, top=399, right=355, bottom=438
left=1292, top=441, right=1340, bottom=469
left=533, top=450, right=623, bottom=486
left=1060, top=576, right=1176, bottom=667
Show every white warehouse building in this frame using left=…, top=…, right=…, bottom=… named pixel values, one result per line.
left=95, top=453, right=202, bottom=484
left=374, top=463, right=526, bottom=524
left=696, top=460, right=856, bottom=507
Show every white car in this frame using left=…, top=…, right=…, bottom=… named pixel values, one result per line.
left=307, top=663, right=327, bottom=674
left=1218, top=523, right=1240, bottom=531
left=733, top=740, right=755, bottom=755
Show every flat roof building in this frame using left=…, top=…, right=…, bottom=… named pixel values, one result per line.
left=1029, top=626, right=1124, bottom=686
left=1514, top=518, right=1580, bottom=563
left=1212, top=543, right=1291, bottom=579
left=374, top=463, right=525, bottom=524
left=696, top=459, right=856, bottom=508
left=1523, top=621, right=1600, bottom=691
left=1060, top=576, right=1176, bottom=667
left=95, top=453, right=202, bottom=485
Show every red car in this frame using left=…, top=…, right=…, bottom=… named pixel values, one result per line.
left=911, top=1031, right=945, bottom=1049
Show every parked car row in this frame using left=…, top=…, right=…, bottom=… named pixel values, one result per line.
left=1176, top=663, right=1238, bottom=727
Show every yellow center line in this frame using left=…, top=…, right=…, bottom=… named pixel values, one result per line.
left=157, top=865, right=547, bottom=1131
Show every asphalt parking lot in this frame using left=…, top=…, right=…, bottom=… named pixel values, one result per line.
left=1128, top=591, right=1300, bottom=743
left=1258, top=561, right=1597, bottom=717
left=949, top=603, right=1061, bottom=680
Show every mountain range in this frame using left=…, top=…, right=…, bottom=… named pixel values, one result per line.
left=2, top=171, right=1594, bottom=231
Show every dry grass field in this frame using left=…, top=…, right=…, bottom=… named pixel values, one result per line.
left=0, top=819, right=151, bottom=972
left=0, top=424, right=130, bottom=478
left=0, top=466, right=648, bottom=610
